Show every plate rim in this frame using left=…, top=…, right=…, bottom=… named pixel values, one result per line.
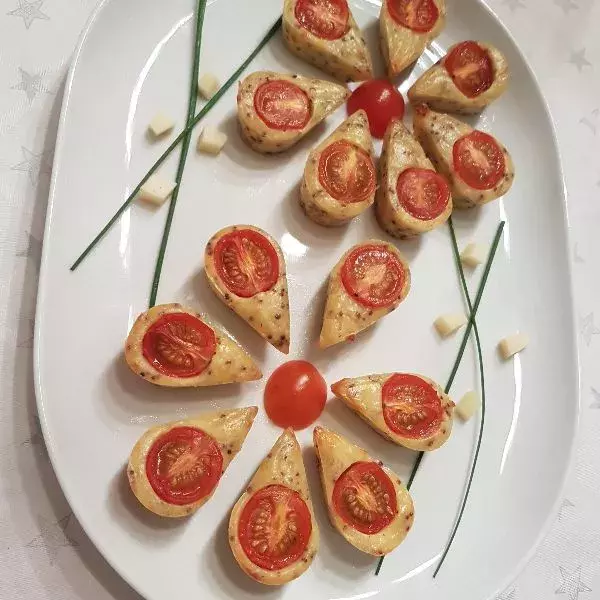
left=33, top=0, right=582, bottom=598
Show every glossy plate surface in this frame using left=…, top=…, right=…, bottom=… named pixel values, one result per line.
left=35, top=0, right=579, bottom=598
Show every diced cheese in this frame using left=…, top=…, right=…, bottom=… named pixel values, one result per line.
left=147, top=113, right=174, bottom=138
left=197, top=73, right=219, bottom=99
left=197, top=127, right=227, bottom=155
left=460, top=243, right=488, bottom=268
left=456, top=391, right=480, bottom=421
left=137, top=174, right=177, bottom=206
left=434, top=313, right=468, bottom=338
left=498, top=333, right=529, bottom=360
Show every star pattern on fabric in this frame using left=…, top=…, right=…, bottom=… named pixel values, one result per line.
left=502, top=0, right=526, bottom=11
left=569, top=49, right=592, bottom=72
left=7, top=0, right=49, bottom=29
left=497, top=588, right=517, bottom=600
left=591, top=388, right=600, bottom=409
left=579, top=117, right=597, bottom=135
left=26, top=514, right=78, bottom=564
left=559, top=498, right=575, bottom=520
left=556, top=566, right=592, bottom=600
left=21, top=415, right=48, bottom=458
left=580, top=313, right=600, bottom=346
left=12, top=68, right=48, bottom=103
left=16, top=317, right=34, bottom=348
left=17, top=231, right=42, bottom=268
left=554, top=0, right=579, bottom=12
left=11, top=147, right=51, bottom=185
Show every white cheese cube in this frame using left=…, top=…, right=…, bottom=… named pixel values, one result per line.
left=197, top=127, right=227, bottom=155
left=197, top=73, right=219, bottom=99
left=137, top=174, right=177, bottom=206
left=456, top=391, right=480, bottom=421
left=460, top=243, right=488, bottom=268
left=498, top=333, right=529, bottom=360
left=147, top=113, right=174, bottom=138
left=434, top=313, right=468, bottom=338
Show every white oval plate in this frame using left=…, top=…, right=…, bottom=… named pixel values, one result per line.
left=35, top=0, right=579, bottom=599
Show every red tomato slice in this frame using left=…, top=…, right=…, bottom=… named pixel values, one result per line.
left=347, top=80, right=405, bottom=139
left=214, top=229, right=279, bottom=298
left=396, top=167, right=450, bottom=220
left=254, top=80, right=311, bottom=131
left=145, top=427, right=223, bottom=505
left=452, top=130, right=505, bottom=190
left=295, top=0, right=349, bottom=40
left=341, top=244, right=406, bottom=309
left=382, top=373, right=443, bottom=439
left=333, top=461, right=398, bottom=534
left=387, top=0, right=439, bottom=33
left=142, top=313, right=216, bottom=378
left=318, top=141, right=376, bottom=204
left=444, top=41, right=493, bottom=98
left=264, top=360, right=327, bottom=430
left=238, top=484, right=312, bottom=570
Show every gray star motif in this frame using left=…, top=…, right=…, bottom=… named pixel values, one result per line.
left=579, top=117, right=597, bottom=135
left=502, top=0, right=525, bottom=10
left=555, top=0, right=579, bottom=12
left=591, top=388, right=600, bottom=409
left=7, top=0, right=49, bottom=29
left=17, top=231, right=42, bottom=268
left=12, top=68, right=48, bottom=103
left=21, top=415, right=48, bottom=457
left=11, top=147, right=51, bottom=185
left=497, top=589, right=516, bottom=600
left=27, top=514, right=78, bottom=564
left=556, top=566, right=591, bottom=600
left=580, top=313, right=600, bottom=346
left=569, top=49, right=592, bottom=72
left=559, top=498, right=575, bottom=520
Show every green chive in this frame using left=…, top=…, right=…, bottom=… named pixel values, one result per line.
left=432, top=219, right=503, bottom=578
left=147, top=0, right=206, bottom=307
left=69, top=16, right=283, bottom=272
left=375, top=219, right=505, bottom=576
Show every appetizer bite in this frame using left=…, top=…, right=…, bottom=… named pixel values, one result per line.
left=204, top=225, right=290, bottom=354
left=283, top=0, right=373, bottom=82
left=229, top=429, right=319, bottom=585
left=331, top=373, right=454, bottom=451
left=408, top=41, right=509, bottom=114
left=376, top=118, right=451, bottom=238
left=379, top=0, right=446, bottom=78
left=127, top=407, right=257, bottom=518
left=125, top=303, right=261, bottom=386
left=413, top=104, right=514, bottom=208
left=320, top=240, right=410, bottom=348
left=313, top=426, right=414, bottom=555
left=237, top=71, right=348, bottom=153
left=300, top=110, right=376, bottom=227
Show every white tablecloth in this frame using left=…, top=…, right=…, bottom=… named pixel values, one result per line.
left=1, top=1, right=598, bottom=598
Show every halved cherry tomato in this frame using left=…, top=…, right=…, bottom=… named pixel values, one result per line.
left=333, top=461, right=398, bottom=534
left=453, top=130, right=505, bottom=190
left=254, top=80, right=311, bottom=131
left=142, top=313, right=216, bottom=378
left=387, top=0, right=439, bottom=33
left=396, top=167, right=450, bottom=220
left=238, top=484, right=312, bottom=570
left=382, top=373, right=443, bottom=439
left=318, top=141, right=376, bottom=204
left=264, top=360, right=327, bottom=430
left=146, top=427, right=223, bottom=505
left=341, top=244, right=406, bottom=309
left=295, top=0, right=349, bottom=40
left=444, top=41, right=493, bottom=98
left=347, top=80, right=405, bottom=139
left=214, top=229, right=279, bottom=298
